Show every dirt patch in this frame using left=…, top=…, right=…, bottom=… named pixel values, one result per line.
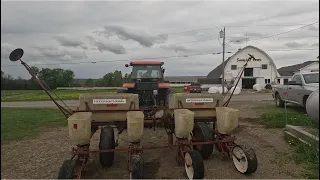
left=1, top=101, right=306, bottom=179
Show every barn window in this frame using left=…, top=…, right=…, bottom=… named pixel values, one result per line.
left=277, top=79, right=280, bottom=84
left=265, top=79, right=270, bottom=84
left=231, top=65, right=237, bottom=70
left=262, top=64, right=268, bottom=69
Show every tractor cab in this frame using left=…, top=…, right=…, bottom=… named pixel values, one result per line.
left=126, top=61, right=165, bottom=83
left=121, top=61, right=172, bottom=111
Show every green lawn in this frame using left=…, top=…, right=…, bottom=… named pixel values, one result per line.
left=284, top=134, right=319, bottom=179
left=255, top=104, right=319, bottom=179
left=1, top=108, right=67, bottom=143
left=254, top=104, right=315, bottom=128
left=1, top=87, right=184, bottom=102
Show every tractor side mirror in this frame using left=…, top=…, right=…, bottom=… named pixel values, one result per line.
left=125, top=64, right=129, bottom=67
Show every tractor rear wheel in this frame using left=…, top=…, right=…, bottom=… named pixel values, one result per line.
left=99, top=125, right=115, bottom=167
left=192, top=123, right=214, bottom=159
left=57, top=159, right=77, bottom=179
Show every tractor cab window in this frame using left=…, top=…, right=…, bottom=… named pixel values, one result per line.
left=131, top=65, right=162, bottom=79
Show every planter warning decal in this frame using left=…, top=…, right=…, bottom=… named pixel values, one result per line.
left=93, top=99, right=126, bottom=104
left=186, top=98, right=214, bottom=103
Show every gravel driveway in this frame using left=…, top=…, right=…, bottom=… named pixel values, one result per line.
left=1, top=101, right=304, bottom=179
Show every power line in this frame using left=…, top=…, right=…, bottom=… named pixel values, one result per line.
left=227, top=36, right=319, bottom=40
left=265, top=48, right=319, bottom=52
left=1, top=51, right=234, bottom=67
left=224, top=23, right=319, bottom=27
left=2, top=48, right=318, bottom=68
left=234, top=21, right=319, bottom=42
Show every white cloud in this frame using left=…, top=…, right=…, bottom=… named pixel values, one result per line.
left=1, top=1, right=319, bottom=79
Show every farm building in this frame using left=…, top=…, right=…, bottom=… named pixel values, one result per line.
left=277, top=61, right=319, bottom=84
left=207, top=45, right=281, bottom=89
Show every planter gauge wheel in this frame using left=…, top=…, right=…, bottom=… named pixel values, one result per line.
left=130, top=154, right=144, bottom=179
left=184, top=150, right=205, bottom=179
left=192, top=123, right=214, bottom=159
left=99, top=125, right=115, bottom=167
left=232, top=145, right=257, bottom=175
left=58, top=159, right=77, bottom=179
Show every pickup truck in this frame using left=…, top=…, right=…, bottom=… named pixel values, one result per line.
left=272, top=71, right=319, bottom=108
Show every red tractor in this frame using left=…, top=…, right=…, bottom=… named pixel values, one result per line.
left=118, top=61, right=175, bottom=117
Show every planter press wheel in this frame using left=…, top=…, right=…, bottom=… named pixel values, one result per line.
left=130, top=154, right=144, bottom=179
left=232, top=145, right=258, bottom=175
left=57, top=159, right=77, bottom=179
left=99, top=125, right=115, bottom=167
left=184, top=150, right=205, bottom=179
left=192, top=123, right=214, bottom=159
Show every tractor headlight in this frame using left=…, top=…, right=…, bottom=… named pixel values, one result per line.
left=153, top=90, right=158, bottom=95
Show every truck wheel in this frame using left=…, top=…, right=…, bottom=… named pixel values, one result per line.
left=58, top=159, right=76, bottom=179
left=192, top=123, right=214, bottom=159
left=99, top=126, right=115, bottom=167
left=184, top=150, right=205, bottom=179
left=232, top=145, right=258, bottom=175
left=303, top=96, right=308, bottom=109
left=130, top=154, right=144, bottom=179
left=275, top=94, right=284, bottom=107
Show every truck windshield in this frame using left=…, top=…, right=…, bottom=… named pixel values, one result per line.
left=303, top=73, right=319, bottom=84
left=131, top=65, right=162, bottom=79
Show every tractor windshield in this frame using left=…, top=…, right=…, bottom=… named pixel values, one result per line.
left=131, top=65, right=162, bottom=79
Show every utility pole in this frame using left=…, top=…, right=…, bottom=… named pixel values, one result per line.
left=220, top=27, right=226, bottom=94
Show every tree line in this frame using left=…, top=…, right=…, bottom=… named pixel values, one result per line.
left=1, top=67, right=131, bottom=90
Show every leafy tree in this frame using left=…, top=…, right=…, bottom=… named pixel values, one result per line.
left=113, top=70, right=123, bottom=87
left=84, top=78, right=95, bottom=87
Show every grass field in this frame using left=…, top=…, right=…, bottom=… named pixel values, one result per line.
left=1, top=87, right=184, bottom=102
left=1, top=108, right=67, bottom=143
left=256, top=104, right=319, bottom=179
left=254, top=104, right=315, bottom=128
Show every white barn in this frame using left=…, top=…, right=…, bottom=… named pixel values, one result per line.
left=207, top=45, right=280, bottom=89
